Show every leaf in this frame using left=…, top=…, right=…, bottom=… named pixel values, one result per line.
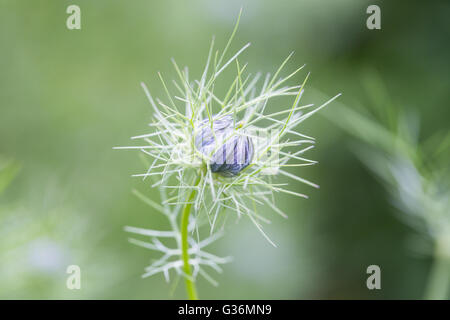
left=0, top=157, right=20, bottom=195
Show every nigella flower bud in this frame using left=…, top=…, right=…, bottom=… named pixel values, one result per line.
left=195, top=115, right=254, bottom=176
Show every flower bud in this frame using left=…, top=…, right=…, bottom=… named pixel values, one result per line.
left=195, top=116, right=254, bottom=176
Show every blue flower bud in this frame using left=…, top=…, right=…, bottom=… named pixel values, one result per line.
left=195, top=116, right=254, bottom=176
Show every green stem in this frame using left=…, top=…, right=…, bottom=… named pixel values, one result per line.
left=424, top=238, right=450, bottom=300
left=181, top=175, right=201, bottom=300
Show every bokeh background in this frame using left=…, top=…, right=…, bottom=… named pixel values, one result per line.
left=1, top=0, right=449, bottom=299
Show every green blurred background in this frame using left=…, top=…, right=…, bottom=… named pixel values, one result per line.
left=1, top=0, right=449, bottom=299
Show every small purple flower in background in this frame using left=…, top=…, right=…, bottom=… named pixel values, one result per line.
left=195, top=115, right=254, bottom=176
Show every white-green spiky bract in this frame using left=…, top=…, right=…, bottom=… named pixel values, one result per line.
left=115, top=10, right=340, bottom=294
